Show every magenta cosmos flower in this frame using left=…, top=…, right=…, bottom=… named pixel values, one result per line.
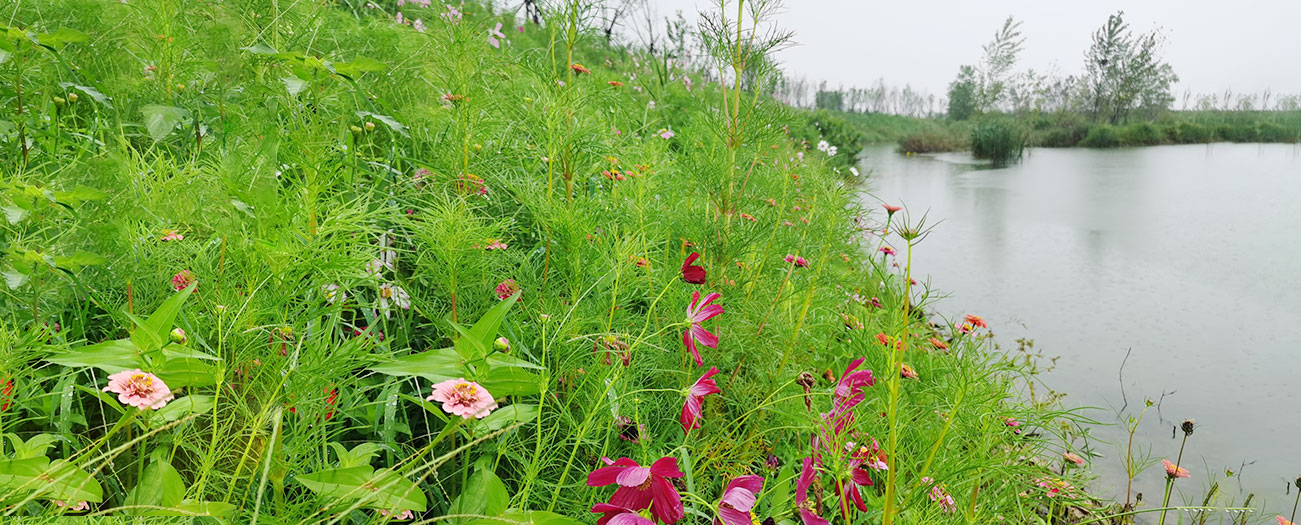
left=682, top=292, right=723, bottom=366
left=837, top=443, right=879, bottom=514
left=681, top=252, right=706, bottom=284
left=784, top=254, right=809, bottom=268
left=104, top=369, right=175, bottom=410
left=587, top=457, right=685, bottom=524
left=681, top=367, right=721, bottom=433
left=426, top=379, right=498, bottom=419
left=715, top=475, right=763, bottom=525
left=591, top=504, right=654, bottom=525
left=796, top=457, right=829, bottom=525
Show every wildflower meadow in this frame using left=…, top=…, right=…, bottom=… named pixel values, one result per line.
left=2, top=0, right=1289, bottom=523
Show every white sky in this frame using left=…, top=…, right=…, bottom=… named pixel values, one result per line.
left=645, top=0, right=1301, bottom=99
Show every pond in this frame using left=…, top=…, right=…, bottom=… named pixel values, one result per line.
left=857, top=143, right=1301, bottom=522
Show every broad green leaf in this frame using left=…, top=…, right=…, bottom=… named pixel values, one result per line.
left=230, top=198, right=255, bottom=217
left=2, top=269, right=27, bottom=289
left=3, top=204, right=27, bottom=224
left=34, top=28, right=88, bottom=48
left=329, top=442, right=385, bottom=469
left=125, top=450, right=185, bottom=512
left=282, top=75, right=308, bottom=96
left=141, top=105, right=189, bottom=143
left=0, top=457, right=51, bottom=489
left=296, top=466, right=427, bottom=512
left=449, top=461, right=507, bottom=517
left=295, top=465, right=373, bottom=499
left=46, top=338, right=138, bottom=372
left=241, top=43, right=279, bottom=55
left=466, top=510, right=584, bottom=525
left=50, top=185, right=107, bottom=206
left=57, top=83, right=112, bottom=108
left=480, top=366, right=540, bottom=397
left=486, top=353, right=543, bottom=370
left=329, top=57, right=386, bottom=76
left=367, top=468, right=427, bottom=512
left=155, top=358, right=218, bottom=388
left=762, top=462, right=796, bottom=516
left=355, top=111, right=409, bottom=137
left=369, top=348, right=463, bottom=381
left=472, top=404, right=537, bottom=433
left=163, top=345, right=221, bottom=361
left=141, top=282, right=196, bottom=351
left=468, top=291, right=519, bottom=353
left=51, top=251, right=106, bottom=271
left=43, top=459, right=104, bottom=503
left=4, top=434, right=60, bottom=459
left=153, top=395, right=213, bottom=423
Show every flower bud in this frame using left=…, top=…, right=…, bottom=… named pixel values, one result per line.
left=175, top=83, right=185, bottom=91
left=54, top=96, right=67, bottom=105
left=170, top=327, right=187, bottom=344
left=494, top=337, right=510, bottom=352
left=1295, top=476, right=1301, bottom=489
left=349, top=125, right=363, bottom=134
left=363, top=121, right=375, bottom=131
left=1180, top=419, right=1195, bottom=436
left=67, top=92, right=79, bottom=102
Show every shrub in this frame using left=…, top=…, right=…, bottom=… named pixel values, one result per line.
left=970, top=118, right=1026, bottom=165
left=1172, top=121, right=1215, bottom=143
left=1080, top=124, right=1121, bottom=148
left=790, top=109, right=864, bottom=168
left=897, top=127, right=965, bottom=154
left=1118, top=122, right=1163, bottom=146
left=1036, top=125, right=1089, bottom=148
left=1256, top=121, right=1296, bottom=143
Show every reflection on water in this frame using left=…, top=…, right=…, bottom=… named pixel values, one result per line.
left=858, top=143, right=1301, bottom=522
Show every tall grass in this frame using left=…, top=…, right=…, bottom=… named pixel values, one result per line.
left=969, top=118, right=1026, bottom=165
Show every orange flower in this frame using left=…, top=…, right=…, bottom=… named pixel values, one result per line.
left=1063, top=452, right=1085, bottom=465
left=570, top=63, right=590, bottom=74
left=608, top=80, right=624, bottom=87
left=929, top=337, right=949, bottom=350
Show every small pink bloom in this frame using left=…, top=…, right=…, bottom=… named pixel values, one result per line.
left=879, top=246, right=895, bottom=256
left=55, top=500, right=90, bottom=512
left=681, top=367, right=721, bottom=433
left=658, top=128, right=675, bottom=140
left=484, top=239, right=508, bottom=251
left=379, top=509, right=414, bottom=520
left=412, top=19, right=425, bottom=33
left=487, top=22, right=505, bottom=48
left=161, top=229, right=184, bottom=242
left=1162, top=459, right=1190, bottom=479
left=682, top=291, right=723, bottom=366
left=103, top=369, right=175, bottom=410
left=1064, top=452, right=1085, bottom=465
left=681, top=252, right=706, bottom=284
left=784, top=254, right=809, bottom=268
left=883, top=204, right=902, bottom=215
left=426, top=379, right=498, bottom=419
left=1003, top=417, right=1021, bottom=427
left=796, top=458, right=829, bottom=525
left=495, top=279, right=521, bottom=301
left=900, top=363, right=918, bottom=379
left=591, top=503, right=654, bottom=525
left=587, top=457, right=685, bottom=524
left=964, top=314, right=988, bottom=328
left=171, top=270, right=196, bottom=291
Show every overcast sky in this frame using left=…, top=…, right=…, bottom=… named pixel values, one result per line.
left=644, top=0, right=1301, bottom=100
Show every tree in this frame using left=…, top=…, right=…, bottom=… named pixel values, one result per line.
left=947, top=65, right=978, bottom=120
left=976, top=16, right=1025, bottom=112
left=1082, top=12, right=1178, bottom=123
left=815, top=81, right=844, bottom=111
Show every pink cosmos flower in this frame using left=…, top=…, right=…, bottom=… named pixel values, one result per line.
left=412, top=19, right=425, bottom=33
left=495, top=279, right=521, bottom=301
left=55, top=500, right=90, bottom=512
left=171, top=270, right=196, bottom=291
left=681, top=252, right=706, bottom=284
left=922, top=477, right=956, bottom=512
left=1064, top=452, right=1085, bottom=465
left=1277, top=517, right=1295, bottom=525
left=879, top=246, right=895, bottom=256
left=487, top=22, right=505, bottom=48
left=682, top=291, right=723, bottom=366
left=658, top=129, right=675, bottom=140
left=379, top=509, right=414, bottom=520
left=1162, top=459, right=1190, bottom=479
left=681, top=367, right=721, bottom=433
left=161, top=229, right=184, bottom=242
left=882, top=204, right=902, bottom=215
left=484, top=239, right=508, bottom=251
left=591, top=503, right=655, bottom=525
left=441, top=5, right=461, bottom=22
left=427, top=379, right=498, bottom=419
left=104, top=369, right=175, bottom=410
left=715, top=475, right=763, bottom=525
left=1003, top=417, right=1021, bottom=427
left=796, top=457, right=829, bottom=525
left=784, top=254, right=809, bottom=268
left=586, top=457, right=685, bottom=525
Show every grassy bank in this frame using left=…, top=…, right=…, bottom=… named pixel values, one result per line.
left=0, top=0, right=1192, bottom=523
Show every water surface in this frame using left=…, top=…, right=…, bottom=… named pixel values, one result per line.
left=858, top=143, right=1301, bottom=522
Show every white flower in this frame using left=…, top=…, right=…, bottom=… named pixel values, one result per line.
left=322, top=284, right=346, bottom=305
left=849, top=167, right=860, bottom=177
left=828, top=145, right=838, bottom=157
left=378, top=284, right=411, bottom=317
left=366, top=259, right=388, bottom=277
left=816, top=140, right=830, bottom=152
left=380, top=229, right=398, bottom=268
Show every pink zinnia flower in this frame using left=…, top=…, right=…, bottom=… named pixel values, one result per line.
left=681, top=367, right=721, bottom=433
left=571, top=63, right=591, bottom=75
left=715, top=475, right=763, bottom=525
left=784, top=254, right=808, bottom=268
left=586, top=457, right=685, bottom=525
left=103, top=369, right=175, bottom=410
left=161, top=229, right=183, bottom=242
left=171, top=270, right=196, bottom=291
left=495, top=279, right=521, bottom=301
left=591, top=503, right=655, bottom=525
left=681, top=252, right=706, bottom=284
left=682, top=291, right=723, bottom=366
left=900, top=363, right=918, bottom=379
left=487, top=22, right=505, bottom=48
left=1277, top=517, right=1295, bottom=525
left=1162, top=459, right=1190, bottom=479
left=426, top=379, right=498, bottom=419
left=796, top=458, right=829, bottom=525
left=1064, top=452, right=1085, bottom=465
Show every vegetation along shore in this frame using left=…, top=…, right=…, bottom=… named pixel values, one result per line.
left=1, top=0, right=1292, bottom=523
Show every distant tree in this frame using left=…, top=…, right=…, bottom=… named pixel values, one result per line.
left=976, top=16, right=1025, bottom=112
left=1082, top=12, right=1177, bottom=123
left=815, top=81, right=844, bottom=111
left=947, top=65, right=978, bottom=120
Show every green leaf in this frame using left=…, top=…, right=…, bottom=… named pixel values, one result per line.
left=241, top=43, right=279, bottom=55
left=46, top=338, right=138, bottom=372
left=51, top=250, right=106, bottom=271
left=230, top=198, right=255, bottom=217
left=329, top=442, right=385, bottom=469
left=142, top=500, right=237, bottom=517
left=0, top=457, right=51, bottom=490
left=468, top=292, right=519, bottom=353
left=486, top=353, right=543, bottom=370
left=472, top=404, right=537, bottom=433
left=153, top=395, right=213, bottom=423
left=329, top=57, right=386, bottom=76
left=282, top=75, right=308, bottom=96
left=141, top=282, right=196, bottom=352
left=355, top=111, right=409, bottom=137
left=4, top=434, right=60, bottom=459
left=449, top=460, right=508, bottom=517
left=155, top=358, right=218, bottom=388
left=50, top=185, right=107, bottom=206
left=141, top=105, right=189, bottom=143
left=2, top=269, right=27, bottom=289
left=125, top=450, right=185, bottom=512
left=57, top=83, right=112, bottom=108
left=296, top=466, right=427, bottom=512
left=479, top=366, right=540, bottom=397
left=42, top=459, right=104, bottom=503
left=3, top=204, right=27, bottom=224
left=34, top=28, right=88, bottom=48
left=369, top=348, right=464, bottom=382
left=466, top=510, right=585, bottom=525
left=762, top=462, right=796, bottom=516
